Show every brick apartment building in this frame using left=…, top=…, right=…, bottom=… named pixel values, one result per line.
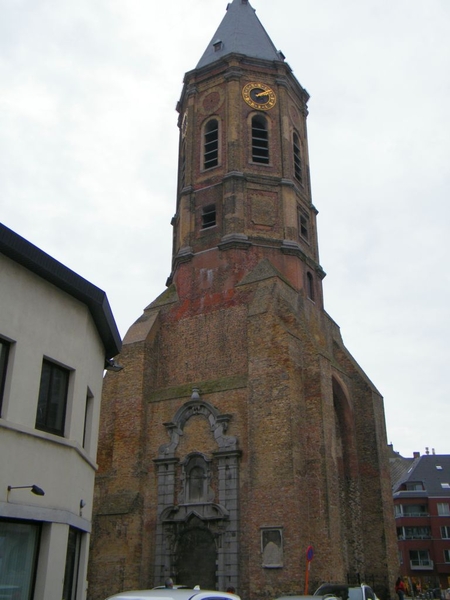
left=390, top=448, right=450, bottom=591
left=88, top=1, right=398, bottom=599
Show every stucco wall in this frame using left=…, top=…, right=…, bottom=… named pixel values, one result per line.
left=0, top=253, right=108, bottom=600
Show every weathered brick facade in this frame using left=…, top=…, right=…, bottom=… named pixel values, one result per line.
left=88, top=2, right=398, bottom=599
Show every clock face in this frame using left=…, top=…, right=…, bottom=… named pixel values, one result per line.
left=181, top=111, right=188, bottom=137
left=242, top=82, right=276, bottom=111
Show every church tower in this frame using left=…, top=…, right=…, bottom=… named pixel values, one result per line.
left=88, top=2, right=398, bottom=599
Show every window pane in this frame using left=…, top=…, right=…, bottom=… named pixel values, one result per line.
left=438, top=503, right=450, bottom=516
left=63, top=527, right=81, bottom=600
left=0, top=520, right=40, bottom=600
left=0, top=339, right=10, bottom=414
left=202, top=205, right=216, bottom=229
left=36, top=360, right=69, bottom=436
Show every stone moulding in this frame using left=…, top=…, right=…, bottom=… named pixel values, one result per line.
left=157, top=390, right=238, bottom=459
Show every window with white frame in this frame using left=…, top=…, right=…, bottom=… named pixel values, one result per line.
left=395, top=504, right=428, bottom=517
left=406, top=482, right=424, bottom=491
left=437, top=503, right=450, bottom=516
left=36, top=359, right=70, bottom=436
left=397, top=526, right=431, bottom=540
left=441, top=526, right=450, bottom=539
left=409, top=549, right=432, bottom=568
left=444, top=549, right=450, bottom=563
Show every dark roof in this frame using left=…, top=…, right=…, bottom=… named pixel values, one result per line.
left=390, top=455, right=415, bottom=491
left=0, top=223, right=121, bottom=358
left=197, top=0, right=282, bottom=69
left=392, top=454, right=450, bottom=497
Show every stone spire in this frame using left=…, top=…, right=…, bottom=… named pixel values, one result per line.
left=197, top=0, right=283, bottom=69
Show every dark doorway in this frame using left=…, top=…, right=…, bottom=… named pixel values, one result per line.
left=175, top=526, right=216, bottom=589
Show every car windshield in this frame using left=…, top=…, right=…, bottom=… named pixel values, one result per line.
left=348, top=590, right=363, bottom=600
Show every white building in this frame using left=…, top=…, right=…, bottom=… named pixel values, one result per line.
left=0, top=223, right=122, bottom=600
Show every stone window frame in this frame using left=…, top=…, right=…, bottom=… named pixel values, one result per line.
left=260, top=527, right=283, bottom=568
left=180, top=452, right=213, bottom=504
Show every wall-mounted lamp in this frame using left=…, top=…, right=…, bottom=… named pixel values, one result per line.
left=79, top=499, right=86, bottom=516
left=7, top=484, right=45, bottom=496
left=104, top=358, right=123, bottom=372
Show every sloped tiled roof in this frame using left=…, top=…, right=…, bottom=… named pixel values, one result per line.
left=391, top=453, right=450, bottom=497
left=197, top=0, right=282, bottom=69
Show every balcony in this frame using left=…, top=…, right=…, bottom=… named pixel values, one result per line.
left=396, top=512, right=429, bottom=518
left=410, top=559, right=434, bottom=570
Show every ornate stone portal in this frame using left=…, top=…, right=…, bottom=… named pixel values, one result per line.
left=153, top=390, right=241, bottom=590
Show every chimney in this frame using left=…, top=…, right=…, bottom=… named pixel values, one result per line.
left=413, top=452, right=420, bottom=459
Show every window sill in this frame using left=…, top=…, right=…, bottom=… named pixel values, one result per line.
left=0, top=418, right=97, bottom=469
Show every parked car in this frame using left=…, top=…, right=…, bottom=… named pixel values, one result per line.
left=314, top=583, right=377, bottom=600
left=152, top=587, right=192, bottom=590
left=105, top=588, right=241, bottom=600
left=274, top=595, right=334, bottom=600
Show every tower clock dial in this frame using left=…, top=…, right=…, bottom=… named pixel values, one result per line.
left=181, top=111, right=188, bottom=138
left=242, top=82, right=276, bottom=111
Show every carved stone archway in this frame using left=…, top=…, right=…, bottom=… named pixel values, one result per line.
left=153, top=389, right=240, bottom=591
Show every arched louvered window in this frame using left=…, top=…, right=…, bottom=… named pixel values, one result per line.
left=204, top=119, right=219, bottom=169
left=306, top=271, right=315, bottom=301
left=293, top=132, right=302, bottom=181
left=179, top=140, right=186, bottom=190
left=252, top=115, right=269, bottom=164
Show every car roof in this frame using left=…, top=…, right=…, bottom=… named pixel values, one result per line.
left=105, top=590, right=241, bottom=600
left=275, top=596, right=319, bottom=600
left=153, top=587, right=192, bottom=590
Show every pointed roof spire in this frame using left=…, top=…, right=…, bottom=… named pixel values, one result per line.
left=197, top=0, right=283, bottom=69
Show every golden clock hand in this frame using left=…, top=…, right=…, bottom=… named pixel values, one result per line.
left=255, top=90, right=270, bottom=97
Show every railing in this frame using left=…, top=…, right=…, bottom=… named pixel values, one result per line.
left=410, top=559, right=434, bottom=570
left=396, top=512, right=429, bottom=518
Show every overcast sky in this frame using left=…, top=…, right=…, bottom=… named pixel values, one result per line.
left=1, top=0, right=449, bottom=458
